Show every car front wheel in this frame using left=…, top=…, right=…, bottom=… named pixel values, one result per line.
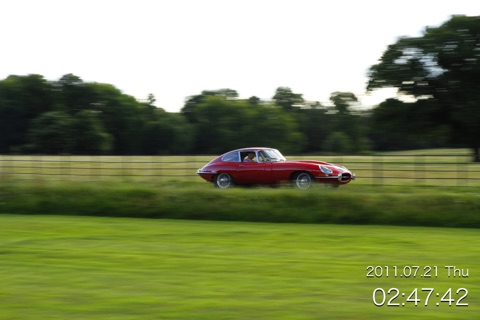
left=292, top=172, right=313, bottom=190
left=214, top=173, right=233, bottom=189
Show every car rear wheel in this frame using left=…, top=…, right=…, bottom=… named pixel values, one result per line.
left=292, top=172, right=313, bottom=190
left=214, top=173, right=233, bottom=189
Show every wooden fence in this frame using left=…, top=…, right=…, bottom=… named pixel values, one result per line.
left=1, top=154, right=480, bottom=187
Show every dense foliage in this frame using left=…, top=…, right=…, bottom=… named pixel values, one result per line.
left=368, top=15, right=480, bottom=161
left=0, top=74, right=371, bottom=155
left=0, top=15, right=478, bottom=157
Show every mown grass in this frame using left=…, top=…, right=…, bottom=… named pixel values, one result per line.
left=1, top=215, right=478, bottom=320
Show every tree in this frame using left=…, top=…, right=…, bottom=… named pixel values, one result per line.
left=186, top=95, right=305, bottom=154
left=140, top=109, right=193, bottom=155
left=72, top=110, right=113, bottom=155
left=49, top=75, right=153, bottom=155
left=367, top=15, right=480, bottom=161
left=54, top=74, right=93, bottom=113
left=190, top=95, right=249, bottom=154
left=330, top=92, right=358, bottom=115
left=249, top=104, right=306, bottom=153
left=181, top=89, right=238, bottom=123
left=369, top=98, right=450, bottom=150
left=272, top=87, right=304, bottom=110
left=324, top=131, right=353, bottom=154
left=294, top=107, right=332, bottom=152
left=147, top=93, right=156, bottom=105
left=328, top=92, right=370, bottom=154
left=26, top=111, right=76, bottom=154
left=85, top=82, right=144, bottom=154
left=0, top=74, right=54, bottom=152
left=247, top=96, right=261, bottom=106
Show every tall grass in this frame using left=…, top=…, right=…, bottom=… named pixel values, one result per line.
left=1, top=180, right=479, bottom=228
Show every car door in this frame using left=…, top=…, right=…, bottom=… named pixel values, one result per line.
left=236, top=151, right=274, bottom=184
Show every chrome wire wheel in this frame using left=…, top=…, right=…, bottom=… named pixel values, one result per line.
left=214, top=173, right=233, bottom=189
left=293, top=172, right=313, bottom=190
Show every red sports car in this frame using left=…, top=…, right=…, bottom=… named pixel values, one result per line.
left=197, top=147, right=355, bottom=189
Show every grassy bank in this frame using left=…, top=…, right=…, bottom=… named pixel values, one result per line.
left=1, top=181, right=479, bottom=228
left=1, top=215, right=478, bottom=319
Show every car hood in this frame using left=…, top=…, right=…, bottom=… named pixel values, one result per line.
left=280, top=160, right=350, bottom=171
left=285, top=160, right=340, bottom=166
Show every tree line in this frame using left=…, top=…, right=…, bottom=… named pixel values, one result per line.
left=0, top=75, right=367, bottom=155
left=0, top=15, right=478, bottom=160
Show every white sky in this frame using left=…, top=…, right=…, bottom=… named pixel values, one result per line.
left=1, top=0, right=479, bottom=112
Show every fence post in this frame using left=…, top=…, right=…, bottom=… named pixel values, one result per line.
left=373, top=155, right=383, bottom=186
left=66, top=155, right=71, bottom=181
left=458, top=155, right=467, bottom=187
left=415, top=155, right=424, bottom=186
left=39, top=155, right=43, bottom=180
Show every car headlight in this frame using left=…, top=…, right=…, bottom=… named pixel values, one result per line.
left=319, top=165, right=332, bottom=175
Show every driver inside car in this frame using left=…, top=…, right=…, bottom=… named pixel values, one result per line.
left=243, top=152, right=256, bottom=162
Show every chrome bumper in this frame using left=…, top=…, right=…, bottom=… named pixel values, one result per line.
left=315, top=173, right=356, bottom=181
left=197, top=169, right=217, bottom=175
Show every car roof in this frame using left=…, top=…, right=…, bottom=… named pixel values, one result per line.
left=229, top=147, right=272, bottom=153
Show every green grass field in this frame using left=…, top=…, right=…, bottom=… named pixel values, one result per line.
left=1, top=149, right=479, bottom=319
left=1, top=215, right=479, bottom=319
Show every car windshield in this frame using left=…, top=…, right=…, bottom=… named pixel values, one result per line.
left=261, top=149, right=286, bottom=162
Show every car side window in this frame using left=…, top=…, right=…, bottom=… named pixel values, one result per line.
left=241, top=151, right=258, bottom=163
left=221, top=151, right=240, bottom=162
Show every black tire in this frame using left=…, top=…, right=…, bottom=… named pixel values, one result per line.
left=292, top=172, right=313, bottom=190
left=214, top=173, right=233, bottom=189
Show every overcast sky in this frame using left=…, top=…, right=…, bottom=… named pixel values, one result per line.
left=1, top=0, right=479, bottom=112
